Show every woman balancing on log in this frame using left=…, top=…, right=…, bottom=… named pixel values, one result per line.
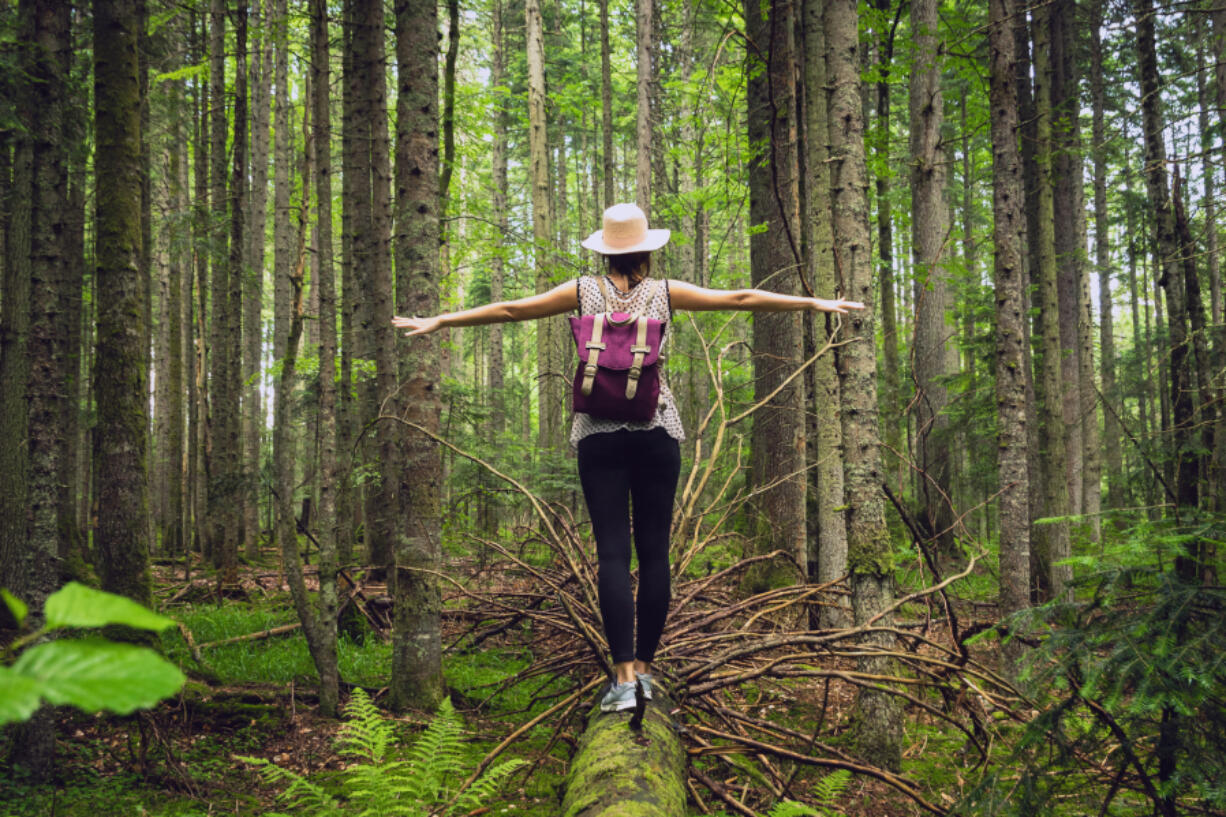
left=393, top=203, right=863, bottom=713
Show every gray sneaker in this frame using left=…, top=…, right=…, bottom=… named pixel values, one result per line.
left=635, top=672, right=655, bottom=701
left=600, top=681, right=637, bottom=712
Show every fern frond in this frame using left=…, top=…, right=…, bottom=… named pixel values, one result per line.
left=454, top=758, right=527, bottom=814
left=235, top=754, right=338, bottom=813
left=405, top=697, right=467, bottom=803
left=811, top=769, right=851, bottom=804
left=767, top=801, right=827, bottom=817
left=766, top=769, right=852, bottom=817
left=336, top=688, right=395, bottom=764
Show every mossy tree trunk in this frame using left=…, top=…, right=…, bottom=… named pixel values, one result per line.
left=824, top=0, right=902, bottom=772
left=562, top=695, right=687, bottom=817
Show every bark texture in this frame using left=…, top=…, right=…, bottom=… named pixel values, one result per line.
left=526, top=0, right=561, bottom=453
left=801, top=0, right=847, bottom=626
left=1031, top=3, right=1071, bottom=601
left=745, top=0, right=807, bottom=582
left=909, top=0, right=954, bottom=552
left=825, top=0, right=902, bottom=771
left=988, top=0, right=1030, bottom=665
left=1090, top=0, right=1122, bottom=514
left=390, top=0, right=445, bottom=711
left=309, top=0, right=341, bottom=718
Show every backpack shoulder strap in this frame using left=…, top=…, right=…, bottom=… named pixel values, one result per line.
left=595, top=276, right=614, bottom=313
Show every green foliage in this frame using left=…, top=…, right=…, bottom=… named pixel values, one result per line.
left=0, top=583, right=185, bottom=725
left=958, top=521, right=1226, bottom=816
left=712, top=769, right=851, bottom=817
left=162, top=603, right=391, bottom=687
left=241, top=688, right=524, bottom=816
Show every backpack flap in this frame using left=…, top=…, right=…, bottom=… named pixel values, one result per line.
left=569, top=314, right=663, bottom=371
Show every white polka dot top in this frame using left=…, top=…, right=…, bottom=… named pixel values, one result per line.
left=569, top=275, right=686, bottom=448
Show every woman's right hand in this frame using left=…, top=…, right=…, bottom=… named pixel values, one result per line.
left=392, top=314, right=444, bottom=336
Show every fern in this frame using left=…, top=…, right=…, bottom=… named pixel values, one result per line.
left=235, top=755, right=338, bottom=814
left=766, top=768, right=852, bottom=817
left=243, top=687, right=524, bottom=817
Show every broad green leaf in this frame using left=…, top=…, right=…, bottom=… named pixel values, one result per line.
left=1, top=588, right=27, bottom=627
left=44, top=582, right=173, bottom=632
left=11, top=638, right=185, bottom=715
left=0, top=666, right=42, bottom=724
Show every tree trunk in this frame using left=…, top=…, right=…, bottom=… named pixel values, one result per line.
left=164, top=77, right=186, bottom=557
left=635, top=0, right=652, bottom=213
left=272, top=0, right=294, bottom=566
left=488, top=0, right=507, bottom=438
left=744, top=0, right=806, bottom=585
left=245, top=0, right=271, bottom=562
left=1212, top=5, right=1226, bottom=142
left=0, top=13, right=33, bottom=605
left=561, top=694, right=687, bottom=817
left=988, top=0, right=1031, bottom=667
left=909, top=0, right=954, bottom=553
left=825, top=0, right=902, bottom=771
left=873, top=0, right=901, bottom=486
left=801, top=0, right=847, bottom=627
left=338, top=0, right=358, bottom=566
left=191, top=9, right=209, bottom=560
left=225, top=0, right=248, bottom=578
left=361, top=0, right=396, bottom=574
left=600, top=0, right=613, bottom=207
left=207, top=0, right=238, bottom=582
left=1196, top=22, right=1224, bottom=511
left=1032, top=2, right=1071, bottom=601
left=1090, top=0, right=1122, bottom=515
left=389, top=0, right=445, bottom=712
left=1049, top=0, right=1083, bottom=524
left=526, top=0, right=559, bottom=454
left=28, top=0, right=72, bottom=610
left=95, top=0, right=152, bottom=603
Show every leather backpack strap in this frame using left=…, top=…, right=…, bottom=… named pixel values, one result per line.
left=580, top=314, right=607, bottom=396
left=626, top=315, right=652, bottom=399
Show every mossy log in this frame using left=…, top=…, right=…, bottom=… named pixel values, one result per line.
left=561, top=688, right=687, bottom=817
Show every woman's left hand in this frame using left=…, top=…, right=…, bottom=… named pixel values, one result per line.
left=813, top=298, right=865, bottom=314
left=392, top=314, right=444, bottom=335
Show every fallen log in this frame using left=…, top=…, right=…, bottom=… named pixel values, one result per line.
left=561, top=687, right=687, bottom=817
left=195, top=621, right=302, bottom=650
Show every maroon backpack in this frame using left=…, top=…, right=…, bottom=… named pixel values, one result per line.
left=569, top=278, right=665, bottom=423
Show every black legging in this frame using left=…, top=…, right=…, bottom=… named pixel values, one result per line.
left=576, top=427, right=681, bottom=665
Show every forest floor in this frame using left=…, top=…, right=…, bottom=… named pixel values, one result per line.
left=0, top=554, right=993, bottom=817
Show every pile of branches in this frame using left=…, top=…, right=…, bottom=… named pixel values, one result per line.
left=399, top=395, right=1025, bottom=816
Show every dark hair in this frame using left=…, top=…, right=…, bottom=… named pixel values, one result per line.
left=606, top=252, right=651, bottom=287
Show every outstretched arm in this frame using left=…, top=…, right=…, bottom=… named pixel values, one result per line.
left=668, top=280, right=864, bottom=314
left=393, top=280, right=579, bottom=336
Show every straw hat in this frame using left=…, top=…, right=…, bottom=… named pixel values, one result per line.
left=581, top=203, right=671, bottom=255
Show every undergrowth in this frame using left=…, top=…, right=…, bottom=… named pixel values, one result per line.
left=239, top=688, right=523, bottom=816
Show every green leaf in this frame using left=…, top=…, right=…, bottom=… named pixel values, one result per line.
left=11, top=638, right=185, bottom=715
left=0, top=666, right=43, bottom=724
left=44, top=582, right=174, bottom=632
left=153, top=61, right=206, bottom=85
left=1, top=589, right=27, bottom=627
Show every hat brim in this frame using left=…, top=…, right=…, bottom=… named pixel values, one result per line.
left=581, top=228, right=671, bottom=255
